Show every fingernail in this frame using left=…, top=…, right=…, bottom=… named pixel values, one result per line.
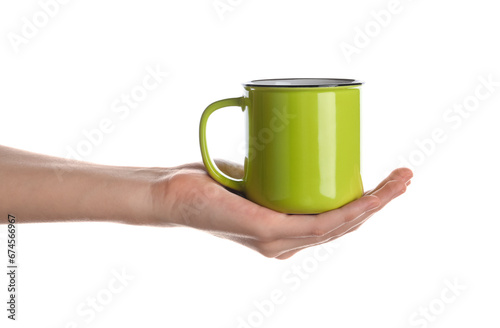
left=405, top=179, right=412, bottom=186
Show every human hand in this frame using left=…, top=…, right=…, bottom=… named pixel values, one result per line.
left=1, top=145, right=411, bottom=259
left=149, top=161, right=413, bottom=259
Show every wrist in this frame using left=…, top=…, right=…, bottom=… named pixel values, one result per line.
left=44, top=161, right=162, bottom=225
left=0, top=145, right=172, bottom=225
left=79, top=164, right=166, bottom=226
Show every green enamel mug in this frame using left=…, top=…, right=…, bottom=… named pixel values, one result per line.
left=199, top=78, right=364, bottom=214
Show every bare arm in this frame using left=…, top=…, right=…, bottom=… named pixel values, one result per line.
left=0, top=145, right=155, bottom=224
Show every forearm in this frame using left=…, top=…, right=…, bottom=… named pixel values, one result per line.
left=0, top=145, right=160, bottom=225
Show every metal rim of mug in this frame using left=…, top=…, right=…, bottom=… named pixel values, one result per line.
left=242, top=78, right=363, bottom=88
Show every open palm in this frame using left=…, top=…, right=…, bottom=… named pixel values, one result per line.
left=150, top=160, right=412, bottom=259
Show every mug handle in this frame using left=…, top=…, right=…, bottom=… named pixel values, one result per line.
left=199, top=96, right=245, bottom=192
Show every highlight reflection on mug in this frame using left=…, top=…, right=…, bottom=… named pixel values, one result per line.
left=244, top=106, right=295, bottom=161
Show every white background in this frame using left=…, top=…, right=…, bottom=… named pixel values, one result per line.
left=1, top=0, right=499, bottom=327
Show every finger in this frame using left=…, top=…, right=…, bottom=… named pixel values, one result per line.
left=205, top=188, right=379, bottom=246
left=244, top=195, right=381, bottom=257
left=257, top=212, right=375, bottom=258
left=323, top=179, right=407, bottom=234
left=318, top=178, right=407, bottom=235
left=207, top=185, right=380, bottom=242
left=253, top=179, right=408, bottom=257
left=365, top=167, right=413, bottom=195
left=257, top=194, right=382, bottom=240
left=275, top=249, right=301, bottom=260
left=275, top=212, right=378, bottom=259
left=265, top=171, right=410, bottom=240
